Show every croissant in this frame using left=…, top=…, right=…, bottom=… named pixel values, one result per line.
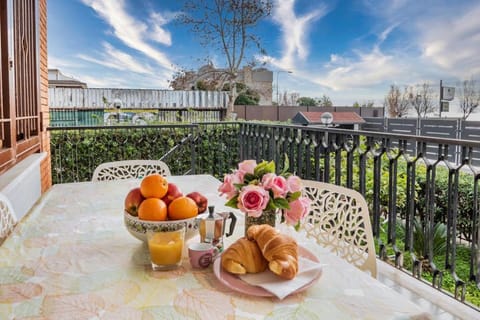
left=247, top=224, right=298, bottom=280
left=221, top=237, right=268, bottom=274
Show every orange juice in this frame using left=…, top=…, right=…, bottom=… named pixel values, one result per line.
left=148, top=231, right=184, bottom=266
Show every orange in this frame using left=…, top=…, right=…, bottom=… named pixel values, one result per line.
left=138, top=198, right=168, bottom=221
left=168, top=196, right=199, bottom=220
left=140, top=174, right=168, bottom=199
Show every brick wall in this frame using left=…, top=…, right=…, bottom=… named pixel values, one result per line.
left=39, top=0, right=51, bottom=192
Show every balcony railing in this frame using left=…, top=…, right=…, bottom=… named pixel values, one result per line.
left=48, top=122, right=480, bottom=309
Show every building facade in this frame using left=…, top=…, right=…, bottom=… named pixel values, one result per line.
left=48, top=69, right=87, bottom=88
left=171, top=65, right=273, bottom=105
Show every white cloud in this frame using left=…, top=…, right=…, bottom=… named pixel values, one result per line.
left=81, top=0, right=175, bottom=71
left=48, top=56, right=84, bottom=70
left=263, top=0, right=412, bottom=99
left=419, top=4, right=480, bottom=77
left=315, top=47, right=403, bottom=91
left=284, top=1, right=480, bottom=105
left=77, top=42, right=154, bottom=75
left=76, top=74, right=129, bottom=88
left=378, top=23, right=398, bottom=44
left=74, top=71, right=170, bottom=89
left=266, top=0, right=327, bottom=70
left=325, top=54, right=347, bottom=68
left=148, top=12, right=173, bottom=45
left=360, top=1, right=480, bottom=79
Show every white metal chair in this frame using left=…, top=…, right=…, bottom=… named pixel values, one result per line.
left=0, top=193, right=17, bottom=245
left=301, top=180, right=377, bottom=277
left=91, top=160, right=171, bottom=181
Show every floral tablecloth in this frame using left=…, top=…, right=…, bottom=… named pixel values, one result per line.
left=0, top=175, right=432, bottom=319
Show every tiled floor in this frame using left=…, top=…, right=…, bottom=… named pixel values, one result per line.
left=377, top=261, right=478, bottom=320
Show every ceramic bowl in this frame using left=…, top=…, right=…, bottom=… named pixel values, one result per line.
left=123, top=211, right=199, bottom=242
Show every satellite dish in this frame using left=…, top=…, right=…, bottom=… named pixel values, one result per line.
left=113, top=98, right=123, bottom=109
left=320, top=112, right=333, bottom=125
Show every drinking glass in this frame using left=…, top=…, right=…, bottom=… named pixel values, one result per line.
left=146, top=225, right=185, bottom=271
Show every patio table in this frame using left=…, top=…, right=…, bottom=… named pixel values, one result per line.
left=0, top=175, right=432, bottom=319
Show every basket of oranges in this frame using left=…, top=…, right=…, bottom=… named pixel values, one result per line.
left=123, top=174, right=208, bottom=242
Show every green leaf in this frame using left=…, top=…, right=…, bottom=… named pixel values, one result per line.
left=280, top=153, right=290, bottom=174
left=265, top=160, right=276, bottom=173
left=266, top=201, right=277, bottom=211
left=243, top=173, right=256, bottom=183
left=225, top=196, right=239, bottom=209
left=288, top=191, right=302, bottom=201
left=294, top=221, right=301, bottom=231
left=273, top=198, right=290, bottom=209
left=254, top=160, right=275, bottom=177
left=253, top=162, right=266, bottom=176
left=233, top=183, right=245, bottom=190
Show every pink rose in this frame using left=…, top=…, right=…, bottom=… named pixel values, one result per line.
left=287, top=175, right=302, bottom=193
left=284, top=197, right=311, bottom=225
left=238, top=160, right=257, bottom=175
left=261, top=173, right=275, bottom=188
left=233, top=169, right=245, bottom=183
left=261, top=173, right=288, bottom=198
left=218, top=173, right=242, bottom=200
left=238, top=185, right=269, bottom=217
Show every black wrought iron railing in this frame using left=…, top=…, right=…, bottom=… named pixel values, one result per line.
left=48, top=122, right=480, bottom=308
left=238, top=122, right=480, bottom=307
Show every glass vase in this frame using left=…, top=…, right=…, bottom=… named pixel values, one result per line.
left=244, top=209, right=278, bottom=236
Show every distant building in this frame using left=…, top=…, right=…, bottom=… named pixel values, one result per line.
left=48, top=69, right=87, bottom=88
left=292, top=111, right=366, bottom=130
left=170, top=65, right=273, bottom=105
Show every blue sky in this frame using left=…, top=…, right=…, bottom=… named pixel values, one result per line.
left=48, top=0, right=480, bottom=106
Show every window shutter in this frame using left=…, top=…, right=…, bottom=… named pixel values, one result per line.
left=0, top=0, right=40, bottom=172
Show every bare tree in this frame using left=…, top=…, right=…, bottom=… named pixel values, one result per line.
left=353, top=100, right=374, bottom=108
left=385, top=84, right=410, bottom=118
left=318, top=94, right=333, bottom=107
left=177, top=0, right=272, bottom=118
left=282, top=90, right=288, bottom=106
left=407, top=82, right=436, bottom=118
left=169, top=70, right=197, bottom=90
left=457, top=78, right=480, bottom=120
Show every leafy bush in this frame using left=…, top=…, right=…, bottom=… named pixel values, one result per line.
left=411, top=218, right=447, bottom=258
left=50, top=124, right=240, bottom=184
left=415, top=166, right=476, bottom=241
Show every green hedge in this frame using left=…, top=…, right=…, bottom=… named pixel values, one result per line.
left=329, top=150, right=476, bottom=243
left=50, top=124, right=240, bottom=184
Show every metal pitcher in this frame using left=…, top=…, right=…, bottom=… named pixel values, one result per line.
left=195, top=205, right=237, bottom=252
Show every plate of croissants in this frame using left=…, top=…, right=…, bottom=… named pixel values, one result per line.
left=214, top=224, right=322, bottom=298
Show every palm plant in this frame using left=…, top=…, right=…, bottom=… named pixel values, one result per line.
left=411, top=218, right=447, bottom=272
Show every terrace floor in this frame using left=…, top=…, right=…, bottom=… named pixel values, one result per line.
left=377, top=260, right=479, bottom=319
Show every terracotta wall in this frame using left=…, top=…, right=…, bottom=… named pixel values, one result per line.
left=39, top=0, right=51, bottom=192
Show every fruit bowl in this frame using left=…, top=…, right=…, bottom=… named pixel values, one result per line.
left=124, top=211, right=199, bottom=242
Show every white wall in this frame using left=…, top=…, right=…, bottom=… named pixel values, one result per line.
left=0, top=153, right=46, bottom=220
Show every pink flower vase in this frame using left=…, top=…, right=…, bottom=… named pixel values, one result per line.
left=244, top=209, right=279, bottom=236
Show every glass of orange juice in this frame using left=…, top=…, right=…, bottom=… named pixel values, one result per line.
left=146, top=225, right=185, bottom=271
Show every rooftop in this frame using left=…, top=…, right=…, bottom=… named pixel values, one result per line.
left=292, top=111, right=366, bottom=126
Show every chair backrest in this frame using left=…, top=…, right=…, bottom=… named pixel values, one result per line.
left=92, top=160, right=171, bottom=181
left=301, top=180, right=377, bottom=277
left=0, top=193, right=17, bottom=244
